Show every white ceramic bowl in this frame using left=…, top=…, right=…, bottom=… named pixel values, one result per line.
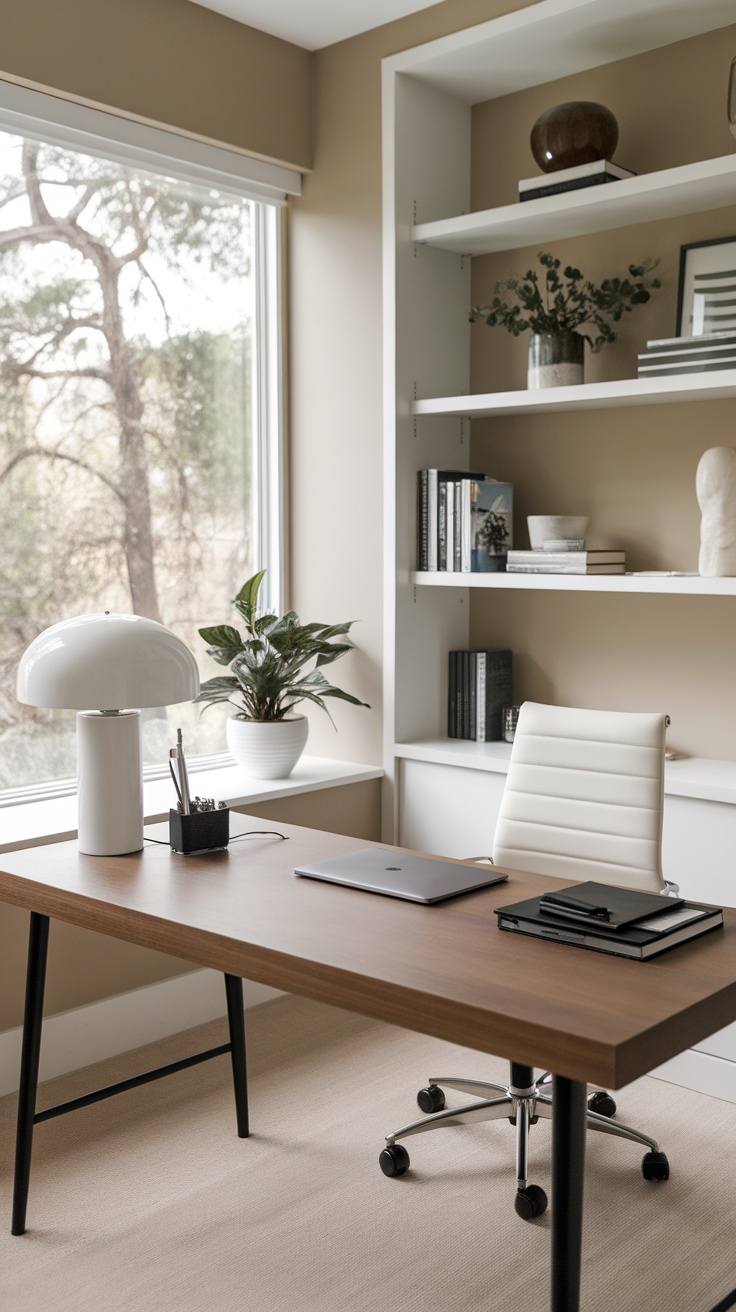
left=527, top=515, right=589, bottom=550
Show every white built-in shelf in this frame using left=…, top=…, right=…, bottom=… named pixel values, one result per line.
left=395, top=738, right=736, bottom=805
left=395, top=738, right=513, bottom=773
left=413, top=154, right=736, bottom=256
left=412, top=571, right=736, bottom=595
left=414, top=371, right=736, bottom=417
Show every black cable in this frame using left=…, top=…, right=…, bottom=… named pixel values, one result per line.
left=144, top=829, right=288, bottom=848
left=230, top=830, right=288, bottom=842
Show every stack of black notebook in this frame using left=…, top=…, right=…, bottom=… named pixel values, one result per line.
left=495, top=881, right=723, bottom=959
left=448, top=648, right=512, bottom=741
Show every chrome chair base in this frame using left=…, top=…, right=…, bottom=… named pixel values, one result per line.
left=380, top=1065, right=668, bottom=1218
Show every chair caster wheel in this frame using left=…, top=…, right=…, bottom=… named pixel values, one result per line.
left=417, top=1083, right=445, bottom=1114
left=514, top=1184, right=548, bottom=1220
left=588, top=1091, right=616, bottom=1117
left=379, top=1144, right=410, bottom=1177
left=642, top=1151, right=669, bottom=1181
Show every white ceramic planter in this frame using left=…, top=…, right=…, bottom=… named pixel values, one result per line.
left=226, top=714, right=309, bottom=779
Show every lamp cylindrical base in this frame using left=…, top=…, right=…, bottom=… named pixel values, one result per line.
left=77, top=711, right=144, bottom=855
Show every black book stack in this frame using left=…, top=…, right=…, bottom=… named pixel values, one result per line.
left=448, top=648, right=512, bottom=741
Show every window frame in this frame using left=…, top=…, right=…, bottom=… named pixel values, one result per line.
left=0, top=77, right=297, bottom=801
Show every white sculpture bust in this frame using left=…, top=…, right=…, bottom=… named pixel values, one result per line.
left=696, top=446, right=736, bottom=577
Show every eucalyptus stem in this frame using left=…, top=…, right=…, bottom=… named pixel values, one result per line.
left=470, top=251, right=660, bottom=352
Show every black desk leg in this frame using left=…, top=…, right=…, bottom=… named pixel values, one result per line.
left=12, top=912, right=50, bottom=1235
left=224, top=974, right=249, bottom=1138
left=551, top=1075, right=586, bottom=1312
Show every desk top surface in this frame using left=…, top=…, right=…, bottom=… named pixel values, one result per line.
left=1, top=819, right=735, bottom=1088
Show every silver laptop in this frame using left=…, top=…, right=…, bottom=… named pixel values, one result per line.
left=294, top=847, right=508, bottom=904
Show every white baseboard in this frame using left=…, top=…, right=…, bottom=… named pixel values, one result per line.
left=0, top=970, right=284, bottom=1098
left=650, top=1049, right=736, bottom=1103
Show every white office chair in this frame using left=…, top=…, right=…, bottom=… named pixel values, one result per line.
left=379, top=701, right=672, bottom=1219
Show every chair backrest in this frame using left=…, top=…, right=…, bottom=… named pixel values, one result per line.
left=491, top=702, right=667, bottom=892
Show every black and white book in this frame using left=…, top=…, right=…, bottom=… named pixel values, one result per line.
left=518, top=159, right=635, bottom=202
left=638, top=354, right=736, bottom=377
left=417, top=469, right=485, bottom=571
left=443, top=480, right=455, bottom=572
left=644, top=329, right=736, bottom=353
left=495, top=882, right=723, bottom=960
left=506, top=549, right=625, bottom=575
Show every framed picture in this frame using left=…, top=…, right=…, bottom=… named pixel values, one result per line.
left=676, top=236, right=736, bottom=338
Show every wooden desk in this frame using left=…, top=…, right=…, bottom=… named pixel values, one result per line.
left=2, top=820, right=736, bottom=1312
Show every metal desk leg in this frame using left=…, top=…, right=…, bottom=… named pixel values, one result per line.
left=12, top=913, right=50, bottom=1235
left=551, top=1075, right=587, bottom=1312
left=224, top=974, right=249, bottom=1138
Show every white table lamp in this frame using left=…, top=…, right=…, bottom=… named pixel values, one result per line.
left=16, top=613, right=200, bottom=856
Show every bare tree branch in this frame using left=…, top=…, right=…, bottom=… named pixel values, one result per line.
left=66, top=183, right=99, bottom=225
left=136, top=258, right=171, bottom=333
left=10, top=366, right=111, bottom=383
left=0, top=445, right=127, bottom=503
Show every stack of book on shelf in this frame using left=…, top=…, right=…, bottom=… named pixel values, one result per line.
left=448, top=648, right=512, bottom=741
left=518, top=159, right=635, bottom=203
left=637, top=331, right=736, bottom=378
left=417, top=471, right=513, bottom=572
left=495, top=880, right=723, bottom=960
left=507, top=549, right=626, bottom=575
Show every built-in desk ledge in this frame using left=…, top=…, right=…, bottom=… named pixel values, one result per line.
left=0, top=756, right=383, bottom=854
left=394, top=739, right=736, bottom=806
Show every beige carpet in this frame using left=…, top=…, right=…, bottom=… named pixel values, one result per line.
left=1, top=995, right=735, bottom=1312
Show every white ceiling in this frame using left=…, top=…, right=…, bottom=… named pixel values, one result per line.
left=188, top=0, right=442, bottom=51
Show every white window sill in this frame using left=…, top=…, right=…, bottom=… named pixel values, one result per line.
left=0, top=756, right=383, bottom=853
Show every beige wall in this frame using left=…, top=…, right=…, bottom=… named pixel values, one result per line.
left=290, top=2, right=736, bottom=763
left=468, top=24, right=736, bottom=758
left=0, top=0, right=313, bottom=169
left=4, top=0, right=735, bottom=1022
left=289, top=0, right=534, bottom=765
left=0, top=0, right=316, bottom=1030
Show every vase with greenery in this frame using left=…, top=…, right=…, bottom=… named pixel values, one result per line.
left=195, top=570, right=369, bottom=778
left=469, top=251, right=661, bottom=389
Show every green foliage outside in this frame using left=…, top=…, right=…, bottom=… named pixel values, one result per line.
left=0, top=135, right=257, bottom=786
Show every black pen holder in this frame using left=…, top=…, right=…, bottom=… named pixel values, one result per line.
left=169, top=807, right=230, bottom=855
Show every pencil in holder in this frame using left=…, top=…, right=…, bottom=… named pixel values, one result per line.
left=169, top=807, right=230, bottom=855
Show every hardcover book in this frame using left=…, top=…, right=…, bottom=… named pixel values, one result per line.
left=518, top=159, right=635, bottom=202
left=417, top=469, right=485, bottom=571
left=638, top=355, right=736, bottom=377
left=506, top=549, right=625, bottom=575
left=467, top=479, right=513, bottom=572
left=448, top=648, right=512, bottom=741
left=495, top=883, right=723, bottom=960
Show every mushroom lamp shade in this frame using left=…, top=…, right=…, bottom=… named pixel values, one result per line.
left=17, top=613, right=200, bottom=856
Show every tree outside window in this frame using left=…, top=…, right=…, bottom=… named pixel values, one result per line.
left=0, top=131, right=265, bottom=789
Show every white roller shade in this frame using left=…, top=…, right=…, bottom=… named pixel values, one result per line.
left=0, top=77, right=301, bottom=204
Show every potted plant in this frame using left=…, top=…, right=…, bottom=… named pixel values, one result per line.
left=195, top=571, right=369, bottom=779
left=469, top=251, right=660, bottom=389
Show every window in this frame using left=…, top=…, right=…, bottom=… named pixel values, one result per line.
left=0, top=82, right=298, bottom=798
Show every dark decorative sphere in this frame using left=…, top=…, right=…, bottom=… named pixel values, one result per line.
left=530, top=101, right=619, bottom=173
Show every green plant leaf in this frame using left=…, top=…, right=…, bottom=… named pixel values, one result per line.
left=194, top=569, right=369, bottom=724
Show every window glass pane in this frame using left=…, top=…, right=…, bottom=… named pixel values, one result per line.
left=0, top=131, right=266, bottom=789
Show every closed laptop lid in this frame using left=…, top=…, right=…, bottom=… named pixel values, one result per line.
left=294, top=847, right=507, bottom=903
